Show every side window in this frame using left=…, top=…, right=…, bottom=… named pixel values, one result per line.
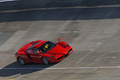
left=33, top=48, right=39, bottom=54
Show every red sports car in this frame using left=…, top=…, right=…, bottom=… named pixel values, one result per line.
left=15, top=38, right=73, bottom=65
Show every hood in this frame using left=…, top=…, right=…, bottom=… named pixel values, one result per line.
left=46, top=44, right=67, bottom=55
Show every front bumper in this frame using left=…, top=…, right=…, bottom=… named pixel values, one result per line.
left=56, top=48, right=73, bottom=62
left=49, top=48, right=73, bottom=63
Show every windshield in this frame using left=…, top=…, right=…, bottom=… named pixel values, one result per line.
left=39, top=41, right=56, bottom=53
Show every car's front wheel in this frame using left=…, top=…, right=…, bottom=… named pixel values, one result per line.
left=42, top=57, right=49, bottom=65
left=18, top=57, right=26, bottom=65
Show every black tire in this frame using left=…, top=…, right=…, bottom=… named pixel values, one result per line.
left=18, top=57, right=26, bottom=65
left=42, top=57, right=49, bottom=65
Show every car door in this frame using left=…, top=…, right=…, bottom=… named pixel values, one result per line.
left=26, top=48, right=42, bottom=63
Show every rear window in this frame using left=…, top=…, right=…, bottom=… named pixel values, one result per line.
left=27, top=42, right=38, bottom=50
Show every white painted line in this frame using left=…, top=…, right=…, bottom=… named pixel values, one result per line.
left=0, top=0, right=18, bottom=2
left=1, top=66, right=120, bottom=70
left=1, top=5, right=120, bottom=13
left=0, top=31, right=27, bottom=51
left=90, top=49, right=95, bottom=52
left=61, top=31, right=78, bottom=33
left=111, top=56, right=117, bottom=59
left=96, top=42, right=102, bottom=46
left=62, top=31, right=72, bottom=33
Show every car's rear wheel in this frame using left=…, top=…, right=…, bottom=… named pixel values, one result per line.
left=42, top=57, right=49, bottom=65
left=18, top=57, right=26, bottom=65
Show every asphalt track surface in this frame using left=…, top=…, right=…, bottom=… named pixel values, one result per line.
left=1, top=0, right=120, bottom=80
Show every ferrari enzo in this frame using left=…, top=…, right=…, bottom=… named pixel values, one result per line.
left=15, top=38, right=73, bottom=65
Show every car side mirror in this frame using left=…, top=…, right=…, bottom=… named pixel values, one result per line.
left=58, top=38, right=61, bottom=42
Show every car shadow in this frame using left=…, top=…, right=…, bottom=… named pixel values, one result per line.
left=0, top=0, right=120, bottom=22
left=0, top=61, right=55, bottom=77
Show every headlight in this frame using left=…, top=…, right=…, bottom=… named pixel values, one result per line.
left=49, top=55, right=55, bottom=58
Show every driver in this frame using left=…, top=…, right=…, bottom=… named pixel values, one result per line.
left=43, top=44, right=49, bottom=51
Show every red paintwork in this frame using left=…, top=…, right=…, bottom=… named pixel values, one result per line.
left=15, top=39, right=73, bottom=64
